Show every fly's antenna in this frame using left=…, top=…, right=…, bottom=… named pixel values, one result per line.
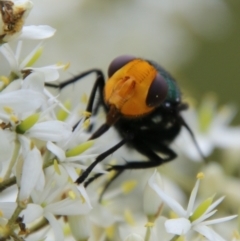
left=180, top=116, right=207, bottom=162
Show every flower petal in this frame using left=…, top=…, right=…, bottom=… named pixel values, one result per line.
left=35, top=169, right=45, bottom=191
left=77, top=184, right=92, bottom=209
left=0, top=130, right=15, bottom=163
left=0, top=202, right=17, bottom=219
left=46, top=141, right=66, bottom=161
left=20, top=203, right=43, bottom=223
left=143, top=171, right=163, bottom=217
left=194, top=225, right=226, bottom=241
left=0, top=44, right=18, bottom=72
left=165, top=218, right=191, bottom=235
left=22, top=71, right=45, bottom=92
left=44, top=212, right=64, bottom=241
left=90, top=204, right=116, bottom=228
left=205, top=196, right=225, bottom=215
left=192, top=210, right=217, bottom=225
left=68, top=215, right=90, bottom=241
left=19, top=25, right=56, bottom=40
left=31, top=64, right=66, bottom=82
left=45, top=198, right=92, bottom=216
left=26, top=121, right=72, bottom=142
left=155, top=217, right=174, bottom=241
left=148, top=170, right=186, bottom=217
left=200, top=215, right=237, bottom=226
left=186, top=179, right=200, bottom=217
left=18, top=136, right=43, bottom=201
left=0, top=89, right=45, bottom=113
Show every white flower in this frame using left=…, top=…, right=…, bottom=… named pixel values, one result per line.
left=21, top=174, right=92, bottom=241
left=0, top=72, right=72, bottom=140
left=0, top=71, right=72, bottom=137
left=46, top=118, right=104, bottom=181
left=176, top=96, right=240, bottom=161
left=0, top=72, right=72, bottom=202
left=148, top=170, right=237, bottom=241
left=0, top=41, right=66, bottom=84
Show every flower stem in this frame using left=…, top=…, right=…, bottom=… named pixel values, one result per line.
left=144, top=227, right=151, bottom=241
left=0, top=176, right=16, bottom=192
left=27, top=217, right=49, bottom=234
left=8, top=204, right=25, bottom=227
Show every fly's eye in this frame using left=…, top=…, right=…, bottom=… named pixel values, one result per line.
left=108, top=55, right=136, bottom=77
left=146, top=73, right=168, bottom=107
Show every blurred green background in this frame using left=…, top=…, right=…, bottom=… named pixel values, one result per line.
left=180, top=0, right=240, bottom=123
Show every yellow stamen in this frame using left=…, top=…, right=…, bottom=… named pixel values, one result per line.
left=10, top=115, right=18, bottom=123
left=105, top=225, right=115, bottom=239
left=81, top=93, right=88, bottom=104
left=57, top=62, right=70, bottom=70
left=0, top=76, right=10, bottom=85
left=3, top=106, right=13, bottom=114
left=82, top=111, right=91, bottom=118
left=68, top=190, right=76, bottom=200
left=197, top=172, right=204, bottom=179
left=124, top=209, right=135, bottom=226
left=63, top=223, right=71, bottom=236
left=144, top=222, right=154, bottom=228
left=83, top=118, right=90, bottom=129
left=53, top=159, right=61, bottom=175
left=121, top=180, right=137, bottom=194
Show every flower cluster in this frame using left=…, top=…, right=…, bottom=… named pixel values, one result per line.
left=0, top=1, right=240, bottom=241
left=0, top=1, right=99, bottom=240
